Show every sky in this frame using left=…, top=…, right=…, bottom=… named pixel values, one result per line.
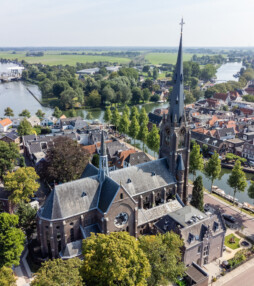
left=0, top=0, right=253, bottom=47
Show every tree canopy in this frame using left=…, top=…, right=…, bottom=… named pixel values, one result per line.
left=19, top=109, right=31, bottom=118
left=37, top=136, right=89, bottom=183
left=0, top=213, right=25, bottom=267
left=139, top=232, right=185, bottom=286
left=190, top=176, right=204, bottom=211
left=4, top=167, right=40, bottom=205
left=31, top=258, right=83, bottom=286
left=0, top=141, right=19, bottom=178
left=0, top=266, right=16, bottom=286
left=4, top=107, right=14, bottom=117
left=81, top=232, right=151, bottom=286
left=204, top=151, right=221, bottom=192
left=189, top=142, right=204, bottom=180
left=147, top=125, right=160, bottom=157
left=17, top=118, right=34, bottom=136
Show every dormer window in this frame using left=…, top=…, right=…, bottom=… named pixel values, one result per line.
left=81, top=192, right=87, bottom=197
left=151, top=172, right=156, bottom=176
left=127, top=178, right=132, bottom=183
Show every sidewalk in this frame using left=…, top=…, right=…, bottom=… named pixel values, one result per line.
left=212, top=257, right=254, bottom=286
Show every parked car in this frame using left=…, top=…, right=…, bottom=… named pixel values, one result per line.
left=222, top=214, right=236, bottom=224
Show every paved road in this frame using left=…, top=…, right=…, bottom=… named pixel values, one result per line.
left=223, top=264, right=254, bottom=286
left=203, top=193, right=254, bottom=240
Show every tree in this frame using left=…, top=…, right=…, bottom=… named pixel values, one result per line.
left=248, top=180, right=254, bottom=204
left=119, top=113, right=130, bottom=134
left=0, top=141, right=19, bottom=178
left=204, top=151, right=221, bottom=193
left=101, top=86, right=115, bottom=105
left=111, top=108, right=120, bottom=130
left=130, top=106, right=139, bottom=121
left=4, top=167, right=39, bottom=205
left=202, top=144, right=209, bottom=157
left=31, top=258, right=83, bottom=286
left=17, top=118, right=34, bottom=136
left=200, top=64, right=217, bottom=81
left=138, top=123, right=149, bottom=151
left=103, top=106, right=112, bottom=123
left=52, top=107, right=62, bottom=118
left=37, top=136, right=89, bottom=183
left=81, top=232, right=151, bottom=286
left=0, top=213, right=25, bottom=267
left=143, top=65, right=150, bottom=73
left=190, top=176, right=204, bottom=211
left=91, top=154, right=100, bottom=168
left=147, top=124, right=160, bottom=157
left=139, top=107, right=148, bottom=125
left=52, top=81, right=69, bottom=98
left=16, top=203, right=37, bottom=239
left=228, top=160, right=247, bottom=204
left=123, top=105, right=130, bottom=117
left=87, top=90, right=101, bottom=108
left=131, top=87, right=143, bottom=104
left=60, top=88, right=76, bottom=109
left=129, top=116, right=140, bottom=147
left=86, top=111, right=93, bottom=120
left=69, top=109, right=77, bottom=117
left=19, top=109, right=31, bottom=118
left=153, top=68, right=159, bottom=80
left=143, top=88, right=151, bottom=102
left=4, top=107, right=14, bottom=117
left=36, top=109, right=45, bottom=120
left=0, top=267, right=16, bottom=286
left=139, top=232, right=185, bottom=286
left=189, top=142, right=204, bottom=180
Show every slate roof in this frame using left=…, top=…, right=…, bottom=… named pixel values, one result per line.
left=59, top=240, right=82, bottom=259
left=40, top=176, right=101, bottom=220
left=124, top=152, right=151, bottom=166
left=216, top=127, right=235, bottom=138
left=148, top=112, right=162, bottom=126
left=81, top=163, right=98, bottom=179
left=185, top=263, right=208, bottom=283
left=138, top=200, right=182, bottom=226
left=110, top=158, right=175, bottom=196
left=3, top=131, right=19, bottom=140
left=106, top=141, right=128, bottom=159
left=81, top=224, right=101, bottom=238
left=191, top=131, right=225, bottom=148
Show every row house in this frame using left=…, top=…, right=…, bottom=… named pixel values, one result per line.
left=242, top=143, right=254, bottom=162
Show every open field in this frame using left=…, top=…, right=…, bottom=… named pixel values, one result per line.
left=0, top=51, right=131, bottom=65
left=145, top=52, right=204, bottom=65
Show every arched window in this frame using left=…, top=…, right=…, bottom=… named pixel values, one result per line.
left=178, top=128, right=186, bottom=149
left=120, top=193, right=123, bottom=199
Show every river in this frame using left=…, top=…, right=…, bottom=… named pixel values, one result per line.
left=215, top=61, right=242, bottom=83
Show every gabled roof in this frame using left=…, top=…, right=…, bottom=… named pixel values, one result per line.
left=216, top=127, right=235, bottom=138
left=124, top=152, right=150, bottom=166
left=81, top=163, right=98, bottom=179
left=148, top=112, right=162, bottom=125
left=213, top=93, right=229, bottom=101
left=114, top=149, right=136, bottom=169
left=2, top=131, right=19, bottom=141
left=110, top=158, right=175, bottom=196
left=0, top=118, right=12, bottom=127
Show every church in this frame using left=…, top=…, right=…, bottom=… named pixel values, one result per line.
left=36, top=24, right=225, bottom=266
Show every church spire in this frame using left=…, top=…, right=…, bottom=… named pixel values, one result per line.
left=169, top=18, right=185, bottom=125
left=98, top=130, right=109, bottom=182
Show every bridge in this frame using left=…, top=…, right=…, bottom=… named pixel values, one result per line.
left=0, top=66, right=24, bottom=82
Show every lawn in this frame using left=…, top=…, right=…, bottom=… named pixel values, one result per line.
left=225, top=234, right=240, bottom=250
left=0, top=51, right=130, bottom=66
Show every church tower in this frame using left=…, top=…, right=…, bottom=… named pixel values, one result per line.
left=98, top=130, right=109, bottom=182
left=159, top=19, right=190, bottom=204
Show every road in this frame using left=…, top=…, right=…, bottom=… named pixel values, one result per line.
left=203, top=193, right=254, bottom=240
left=223, top=264, right=254, bottom=286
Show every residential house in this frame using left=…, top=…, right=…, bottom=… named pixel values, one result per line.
left=226, top=138, right=245, bottom=154
left=213, top=93, right=230, bottom=105
left=41, top=116, right=57, bottom=127
left=213, top=127, right=236, bottom=141
left=114, top=149, right=136, bottom=169
left=0, top=131, right=20, bottom=145
left=60, top=117, right=88, bottom=130
left=185, top=263, right=209, bottom=286
left=123, top=152, right=151, bottom=168
left=27, top=115, right=41, bottom=127
left=0, top=118, right=12, bottom=132
left=242, top=143, right=254, bottom=162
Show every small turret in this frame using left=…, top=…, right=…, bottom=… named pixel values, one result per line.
left=98, top=130, right=109, bottom=182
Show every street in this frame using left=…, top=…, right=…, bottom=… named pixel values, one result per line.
left=223, top=264, right=254, bottom=286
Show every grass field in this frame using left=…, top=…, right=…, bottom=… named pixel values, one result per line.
left=0, top=51, right=131, bottom=66
left=225, top=234, right=240, bottom=250
left=145, top=52, right=206, bottom=65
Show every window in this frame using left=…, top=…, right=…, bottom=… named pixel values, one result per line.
left=120, top=193, right=123, bottom=199
left=198, top=245, right=201, bottom=253
left=70, top=228, right=74, bottom=242
left=203, top=245, right=209, bottom=256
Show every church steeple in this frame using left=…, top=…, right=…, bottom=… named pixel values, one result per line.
left=98, top=130, right=109, bottom=182
left=169, top=18, right=185, bottom=125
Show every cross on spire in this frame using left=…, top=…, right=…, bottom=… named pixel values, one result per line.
left=180, top=18, right=185, bottom=34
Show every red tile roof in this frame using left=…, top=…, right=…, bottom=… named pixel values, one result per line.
left=240, top=108, right=253, bottom=115
left=114, top=149, right=136, bottom=169
left=0, top=118, right=12, bottom=127
left=213, top=93, right=229, bottom=101
left=82, top=140, right=112, bottom=155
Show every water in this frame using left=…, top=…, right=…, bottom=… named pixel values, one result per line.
left=215, top=62, right=243, bottom=83
left=196, top=169, right=254, bottom=204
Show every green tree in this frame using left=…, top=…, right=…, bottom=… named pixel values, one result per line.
left=0, top=213, right=25, bottom=267
left=153, top=68, right=159, bottom=80
left=86, top=111, right=93, bottom=120
left=204, top=151, right=221, bottom=193
left=52, top=107, right=62, bottom=118
left=139, top=107, right=149, bottom=125
left=60, top=88, right=76, bottom=109
left=0, top=141, right=19, bottom=178
left=69, top=109, right=77, bottom=117
left=36, top=109, right=45, bottom=120
left=37, top=136, right=89, bottom=184
left=200, top=64, right=217, bottom=81
left=52, top=81, right=69, bottom=98
left=123, top=105, right=130, bottom=117
left=131, top=87, right=143, bottom=104
left=4, top=167, right=40, bottom=205
left=189, top=142, right=204, bottom=180
left=19, top=109, right=31, bottom=118
left=138, top=123, right=149, bottom=151
left=103, top=106, right=112, bottom=123
left=129, top=116, right=140, bottom=147
left=202, top=144, right=209, bottom=157
left=87, top=90, right=101, bottom=108
left=31, top=258, right=83, bottom=286
left=228, top=160, right=247, bottom=204
left=81, top=232, right=151, bottom=286
left=0, top=266, right=16, bottom=286
left=16, top=203, right=37, bottom=239
left=147, top=124, right=160, bottom=157
left=143, top=88, right=151, bottom=102
left=111, top=108, right=121, bottom=130
left=248, top=180, right=254, bottom=204
left=130, top=106, right=139, bottom=121
left=4, top=107, right=14, bottom=117
left=17, top=118, right=34, bottom=136
left=101, top=86, right=115, bottom=105
left=119, top=113, right=130, bottom=134
left=139, top=232, right=185, bottom=286
left=190, top=176, right=204, bottom=211
left=91, top=154, right=100, bottom=168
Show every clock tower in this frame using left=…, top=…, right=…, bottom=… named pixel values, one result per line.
left=159, top=19, right=190, bottom=204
